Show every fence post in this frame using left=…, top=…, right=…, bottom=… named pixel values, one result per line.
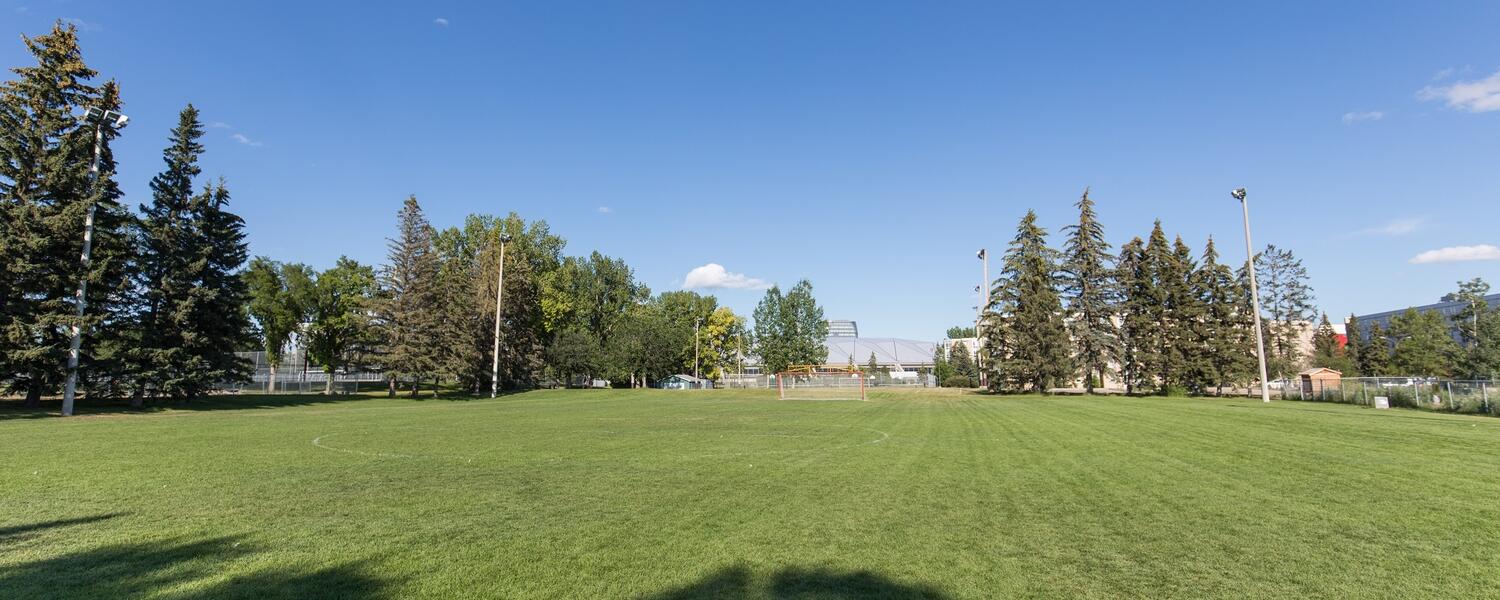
left=1446, top=381, right=1454, bottom=411
left=1483, top=382, right=1490, bottom=414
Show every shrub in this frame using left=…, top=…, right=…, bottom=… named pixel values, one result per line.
left=942, top=375, right=976, bottom=388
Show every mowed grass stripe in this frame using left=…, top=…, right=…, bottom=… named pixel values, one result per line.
left=4, top=389, right=1500, bottom=598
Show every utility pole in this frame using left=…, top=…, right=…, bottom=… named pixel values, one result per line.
left=490, top=233, right=512, bottom=398
left=62, top=107, right=128, bottom=417
left=694, top=318, right=702, bottom=386
left=1232, top=188, right=1271, bottom=403
left=976, top=248, right=989, bottom=389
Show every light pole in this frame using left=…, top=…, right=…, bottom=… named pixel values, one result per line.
left=694, top=318, right=703, bottom=386
left=490, top=233, right=512, bottom=398
left=976, top=248, right=989, bottom=389
left=1233, top=188, right=1271, bottom=403
left=62, top=106, right=129, bottom=417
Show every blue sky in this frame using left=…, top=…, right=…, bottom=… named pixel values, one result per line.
left=6, top=1, right=1499, bottom=340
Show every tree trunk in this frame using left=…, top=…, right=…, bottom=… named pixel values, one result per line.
left=324, top=368, right=334, bottom=395
left=130, top=385, right=145, bottom=409
left=387, top=376, right=396, bottom=398
left=22, top=380, right=42, bottom=408
left=269, top=363, right=278, bottom=394
left=409, top=380, right=418, bottom=398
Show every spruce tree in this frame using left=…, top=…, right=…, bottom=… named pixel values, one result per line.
left=1163, top=236, right=1204, bottom=392
left=433, top=227, right=480, bottom=390
left=1309, top=313, right=1353, bottom=374
left=183, top=181, right=252, bottom=393
left=379, top=196, right=443, bottom=397
left=1114, top=237, right=1150, bottom=394
left=1362, top=323, right=1391, bottom=376
left=1059, top=189, right=1118, bottom=394
left=1343, top=315, right=1363, bottom=377
left=992, top=211, right=1072, bottom=393
left=1194, top=238, right=1254, bottom=394
left=1136, top=222, right=1173, bottom=391
left=0, top=23, right=130, bottom=406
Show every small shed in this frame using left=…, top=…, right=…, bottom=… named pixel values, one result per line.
left=1299, top=368, right=1342, bottom=400
left=657, top=374, right=711, bottom=390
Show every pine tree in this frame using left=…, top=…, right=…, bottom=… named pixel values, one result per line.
left=379, top=196, right=443, bottom=397
left=949, top=342, right=975, bottom=382
left=1194, top=238, right=1254, bottom=394
left=1343, top=314, right=1363, bottom=377
left=932, top=343, right=952, bottom=384
left=1114, top=237, right=1150, bottom=394
left=433, top=227, right=480, bottom=390
left=1255, top=244, right=1316, bottom=379
left=991, top=211, right=1072, bottom=393
left=0, top=23, right=131, bottom=406
left=1059, top=189, right=1118, bottom=394
left=1163, top=235, right=1204, bottom=392
left=1362, top=323, right=1391, bottom=376
left=1135, top=222, right=1173, bottom=391
left=1309, top=313, right=1353, bottom=374
left=184, top=181, right=252, bottom=393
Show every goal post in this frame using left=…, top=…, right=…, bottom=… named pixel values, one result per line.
left=776, top=370, right=867, bottom=401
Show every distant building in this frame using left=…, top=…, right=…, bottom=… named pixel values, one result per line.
left=657, top=374, right=711, bottom=390
left=827, top=320, right=859, bottom=338
left=1353, top=293, right=1500, bottom=341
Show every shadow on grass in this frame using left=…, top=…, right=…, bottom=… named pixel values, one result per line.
left=0, top=532, right=392, bottom=599
left=0, top=389, right=530, bottom=421
left=0, top=513, right=125, bottom=545
left=644, top=565, right=949, bottom=599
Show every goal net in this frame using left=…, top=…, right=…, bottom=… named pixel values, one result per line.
left=776, top=371, right=867, bottom=401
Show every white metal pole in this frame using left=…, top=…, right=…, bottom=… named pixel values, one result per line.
left=490, top=236, right=507, bottom=398
left=694, top=319, right=701, bottom=383
left=1237, top=191, right=1272, bottom=403
left=61, top=122, right=107, bottom=416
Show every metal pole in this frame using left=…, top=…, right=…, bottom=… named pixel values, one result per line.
left=490, top=236, right=508, bottom=398
left=694, top=319, right=701, bottom=384
left=1236, top=190, right=1272, bottom=403
left=61, top=122, right=107, bottom=416
left=976, top=249, right=989, bottom=390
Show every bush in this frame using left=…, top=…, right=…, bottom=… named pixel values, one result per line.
left=942, top=375, right=976, bottom=388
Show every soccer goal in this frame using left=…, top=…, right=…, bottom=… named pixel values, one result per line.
left=776, top=371, right=867, bottom=401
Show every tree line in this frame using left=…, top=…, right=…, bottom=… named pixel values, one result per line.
left=972, top=190, right=1320, bottom=395
left=1329, top=278, right=1500, bottom=380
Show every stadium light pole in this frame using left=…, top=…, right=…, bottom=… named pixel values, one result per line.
left=62, top=106, right=129, bottom=417
left=694, top=318, right=702, bottom=384
left=1232, top=188, right=1272, bottom=403
left=976, top=248, right=989, bottom=389
left=490, top=233, right=512, bottom=398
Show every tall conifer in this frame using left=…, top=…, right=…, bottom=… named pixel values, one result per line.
left=1059, top=189, right=1118, bottom=393
left=991, top=211, right=1072, bottom=393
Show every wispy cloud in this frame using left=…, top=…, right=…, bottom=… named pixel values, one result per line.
left=596, top=206, right=612, bottom=214
left=1418, top=68, right=1500, bottom=113
left=1432, top=67, right=1455, bottom=81
left=1353, top=217, right=1425, bottom=237
left=433, top=17, right=449, bottom=27
left=682, top=263, right=771, bottom=290
left=1341, top=110, right=1384, bottom=124
left=230, top=133, right=263, bottom=148
left=1409, top=244, right=1500, bottom=264
left=208, top=121, right=232, bottom=129
left=62, top=17, right=102, bottom=32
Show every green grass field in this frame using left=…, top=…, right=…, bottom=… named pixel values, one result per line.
left=4, top=389, right=1500, bottom=599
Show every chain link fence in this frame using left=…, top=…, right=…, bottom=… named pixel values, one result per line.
left=1274, top=376, right=1494, bottom=415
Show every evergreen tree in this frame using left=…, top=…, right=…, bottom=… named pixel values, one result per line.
left=949, top=342, right=975, bottom=381
left=1309, top=313, right=1354, bottom=374
left=1135, top=222, right=1173, bottom=391
left=184, top=181, right=252, bottom=393
left=990, top=211, right=1072, bottom=393
left=1163, top=235, right=1204, bottom=392
left=1362, top=323, right=1391, bottom=376
left=244, top=258, right=313, bottom=394
left=379, top=196, right=443, bottom=397
left=1059, top=189, right=1118, bottom=394
left=932, top=343, right=952, bottom=383
left=0, top=23, right=131, bottom=406
left=1114, top=237, right=1150, bottom=394
left=1343, top=314, right=1363, bottom=377
left=1388, top=308, right=1460, bottom=377
left=1194, top=238, right=1254, bottom=394
left=1255, top=244, right=1316, bottom=379
left=433, top=228, right=480, bottom=390
left=1445, top=278, right=1500, bottom=379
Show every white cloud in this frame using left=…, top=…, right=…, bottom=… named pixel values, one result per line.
left=62, top=17, right=102, bottom=32
left=433, top=17, right=449, bottom=27
left=1409, top=244, right=1500, bottom=264
left=1432, top=67, right=1455, bottom=81
left=596, top=206, right=612, bottom=214
left=682, top=263, right=771, bottom=290
left=230, top=133, right=263, bottom=147
left=208, top=121, right=232, bottom=129
left=1418, top=68, right=1500, bottom=113
left=1354, top=217, right=1425, bottom=236
left=1341, top=110, right=1384, bottom=124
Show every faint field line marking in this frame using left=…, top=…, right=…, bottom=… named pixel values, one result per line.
left=311, top=433, right=474, bottom=464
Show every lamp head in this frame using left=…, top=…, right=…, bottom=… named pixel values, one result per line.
left=499, top=233, right=513, bottom=243
left=976, top=248, right=986, bottom=260
left=1231, top=188, right=1247, bottom=201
